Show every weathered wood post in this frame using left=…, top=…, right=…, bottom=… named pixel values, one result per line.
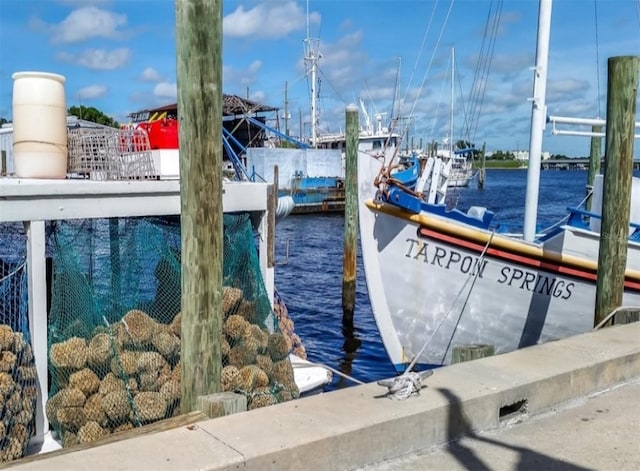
left=342, top=104, right=359, bottom=325
left=478, top=142, right=486, bottom=189
left=594, top=55, right=639, bottom=327
left=452, top=344, right=495, bottom=364
left=585, top=124, right=603, bottom=212
left=267, top=165, right=278, bottom=283
left=176, top=0, right=223, bottom=413
left=264, top=165, right=278, bottom=309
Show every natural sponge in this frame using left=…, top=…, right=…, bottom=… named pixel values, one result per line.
left=50, top=337, right=88, bottom=370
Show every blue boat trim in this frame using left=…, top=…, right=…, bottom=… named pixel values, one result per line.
left=566, top=206, right=640, bottom=241
left=378, top=154, right=495, bottom=229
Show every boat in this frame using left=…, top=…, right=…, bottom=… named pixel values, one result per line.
left=246, top=13, right=403, bottom=214
left=357, top=0, right=640, bottom=372
left=418, top=48, right=476, bottom=189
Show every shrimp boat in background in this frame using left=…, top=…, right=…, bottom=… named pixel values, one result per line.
left=357, top=0, right=640, bottom=372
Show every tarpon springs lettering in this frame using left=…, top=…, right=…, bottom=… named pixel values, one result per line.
left=404, top=238, right=488, bottom=277
left=404, top=238, right=575, bottom=300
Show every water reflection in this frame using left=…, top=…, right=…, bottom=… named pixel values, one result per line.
left=336, top=321, right=362, bottom=389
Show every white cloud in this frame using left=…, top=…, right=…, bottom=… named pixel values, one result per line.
left=153, top=82, right=177, bottom=100
left=224, top=1, right=318, bottom=39
left=223, top=61, right=263, bottom=89
left=76, top=84, right=107, bottom=100
left=57, top=48, right=131, bottom=70
left=248, top=60, right=262, bottom=74
left=49, top=7, right=128, bottom=44
left=140, top=67, right=162, bottom=82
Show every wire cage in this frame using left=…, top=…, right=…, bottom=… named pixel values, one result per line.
left=67, top=127, right=157, bottom=181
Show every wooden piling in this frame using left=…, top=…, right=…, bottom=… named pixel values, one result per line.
left=478, top=142, right=486, bottom=189
left=197, top=392, right=247, bottom=418
left=586, top=124, right=603, bottom=212
left=342, top=104, right=359, bottom=324
left=594, top=56, right=639, bottom=328
left=176, top=0, right=223, bottom=413
left=267, top=165, right=279, bottom=273
left=267, top=187, right=276, bottom=269
left=452, top=344, right=495, bottom=363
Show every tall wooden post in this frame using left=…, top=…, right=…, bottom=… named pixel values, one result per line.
left=594, top=56, right=639, bottom=327
left=267, top=165, right=278, bottom=273
left=176, top=0, right=223, bottom=413
left=478, top=142, right=486, bottom=189
left=585, top=124, right=603, bottom=212
left=342, top=104, right=359, bottom=325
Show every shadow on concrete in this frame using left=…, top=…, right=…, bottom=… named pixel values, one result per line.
left=437, top=388, right=594, bottom=471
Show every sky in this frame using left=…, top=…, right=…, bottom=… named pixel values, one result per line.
left=1, top=0, right=639, bottom=157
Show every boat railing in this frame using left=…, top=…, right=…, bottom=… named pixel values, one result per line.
left=566, top=206, right=640, bottom=241
left=548, top=115, right=640, bottom=139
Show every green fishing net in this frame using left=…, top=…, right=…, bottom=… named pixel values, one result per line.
left=0, top=225, right=37, bottom=463
left=46, top=214, right=299, bottom=447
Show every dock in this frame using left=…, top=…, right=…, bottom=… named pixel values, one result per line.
left=541, top=157, right=640, bottom=171
left=362, top=380, right=639, bottom=470
left=6, top=322, right=639, bottom=471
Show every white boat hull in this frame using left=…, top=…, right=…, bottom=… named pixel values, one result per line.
left=357, top=152, right=640, bottom=371
left=447, top=168, right=475, bottom=187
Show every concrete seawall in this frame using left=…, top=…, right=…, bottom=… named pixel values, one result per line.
left=6, top=323, right=640, bottom=471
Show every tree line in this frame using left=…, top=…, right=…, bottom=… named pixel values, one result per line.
left=0, top=106, right=119, bottom=128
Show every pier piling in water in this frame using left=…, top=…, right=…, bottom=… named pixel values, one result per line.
left=586, top=124, right=603, bottom=212
left=176, top=0, right=223, bottom=413
left=478, top=142, right=486, bottom=189
left=342, top=104, right=359, bottom=325
left=594, top=55, right=639, bottom=328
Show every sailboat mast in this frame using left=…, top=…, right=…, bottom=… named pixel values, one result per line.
left=450, top=47, right=455, bottom=156
left=303, top=0, right=319, bottom=148
left=523, top=0, right=553, bottom=242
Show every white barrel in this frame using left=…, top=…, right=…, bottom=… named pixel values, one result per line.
left=12, top=71, right=68, bottom=178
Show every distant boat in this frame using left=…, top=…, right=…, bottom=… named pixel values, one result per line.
left=246, top=15, right=403, bottom=214
left=416, top=48, right=476, bottom=189
left=357, top=0, right=640, bottom=372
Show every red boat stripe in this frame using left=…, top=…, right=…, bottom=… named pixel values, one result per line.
left=418, top=227, right=640, bottom=291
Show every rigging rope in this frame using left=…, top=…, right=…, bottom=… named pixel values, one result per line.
left=439, top=231, right=496, bottom=364
left=407, top=0, right=457, bottom=120
left=593, top=306, right=640, bottom=330
left=378, top=231, right=496, bottom=400
left=594, top=0, right=602, bottom=118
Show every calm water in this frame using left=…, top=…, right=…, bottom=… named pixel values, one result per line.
left=275, top=168, right=640, bottom=391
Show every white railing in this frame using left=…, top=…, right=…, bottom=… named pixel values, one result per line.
left=0, top=178, right=272, bottom=451
left=548, top=115, right=640, bottom=138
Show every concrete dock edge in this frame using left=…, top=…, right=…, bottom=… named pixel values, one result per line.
left=5, top=323, right=640, bottom=471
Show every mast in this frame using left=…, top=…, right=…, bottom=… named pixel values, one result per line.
left=450, top=47, right=455, bottom=157
left=303, top=0, right=320, bottom=147
left=523, top=0, right=553, bottom=242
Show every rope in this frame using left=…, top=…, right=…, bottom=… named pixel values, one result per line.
left=593, top=0, right=602, bottom=118
left=377, top=370, right=434, bottom=400
left=292, top=359, right=365, bottom=385
left=0, top=261, right=26, bottom=283
left=439, top=231, right=495, bottom=363
left=593, top=306, right=640, bottom=330
left=378, top=231, right=495, bottom=400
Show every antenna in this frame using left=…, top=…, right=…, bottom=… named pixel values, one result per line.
left=303, top=0, right=320, bottom=147
left=306, top=0, right=310, bottom=40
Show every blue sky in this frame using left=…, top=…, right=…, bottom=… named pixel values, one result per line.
left=1, top=0, right=639, bottom=157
